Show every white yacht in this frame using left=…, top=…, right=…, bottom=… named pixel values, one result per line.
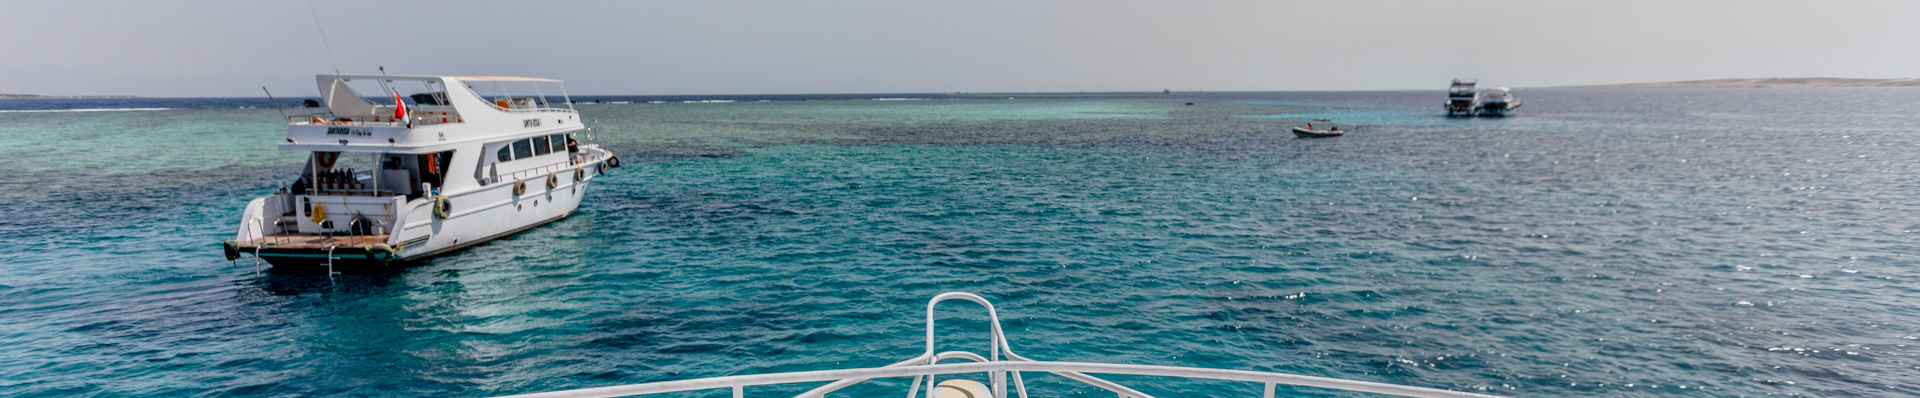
left=493, top=292, right=1503, bottom=398
left=1444, top=78, right=1479, bottom=117
left=223, top=74, right=619, bottom=269
left=1475, top=87, right=1520, bottom=117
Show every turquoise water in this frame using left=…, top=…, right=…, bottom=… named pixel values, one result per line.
left=5, top=90, right=1920, bottom=397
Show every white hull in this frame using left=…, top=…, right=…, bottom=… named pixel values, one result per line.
left=387, top=155, right=603, bottom=259
left=232, top=150, right=614, bottom=267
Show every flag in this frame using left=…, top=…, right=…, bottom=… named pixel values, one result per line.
left=392, top=91, right=408, bottom=120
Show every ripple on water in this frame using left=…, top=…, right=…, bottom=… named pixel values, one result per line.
left=6, top=90, right=1920, bottom=397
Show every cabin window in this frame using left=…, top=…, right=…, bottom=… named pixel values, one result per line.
left=512, top=139, right=533, bottom=159
left=533, top=136, right=552, bottom=156
left=497, top=146, right=512, bottom=162
left=550, top=134, right=568, bottom=151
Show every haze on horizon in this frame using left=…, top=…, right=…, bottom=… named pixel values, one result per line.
left=2, top=0, right=1915, bottom=97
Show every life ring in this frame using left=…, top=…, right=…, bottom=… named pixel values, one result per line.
left=597, top=162, right=608, bottom=175
left=310, top=203, right=327, bottom=223
left=512, top=179, right=526, bottom=196
left=607, top=155, right=621, bottom=168
left=223, top=241, right=240, bottom=261
left=574, top=167, right=585, bottom=182
left=432, top=195, right=451, bottom=218
left=364, top=243, right=396, bottom=266
left=546, top=173, right=558, bottom=189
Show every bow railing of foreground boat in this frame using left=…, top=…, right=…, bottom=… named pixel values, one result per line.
left=490, top=293, right=1506, bottom=398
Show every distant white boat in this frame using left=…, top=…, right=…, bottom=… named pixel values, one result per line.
left=1444, top=78, right=1479, bottom=117
left=1475, top=86, right=1521, bottom=117
left=224, top=74, right=619, bottom=270
left=1292, top=126, right=1344, bottom=138
left=1292, top=119, right=1345, bottom=138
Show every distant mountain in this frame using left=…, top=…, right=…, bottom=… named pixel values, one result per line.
left=1, top=93, right=140, bottom=99
left=1551, top=78, right=1920, bottom=89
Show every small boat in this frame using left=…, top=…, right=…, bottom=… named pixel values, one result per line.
left=1292, top=119, right=1345, bottom=138
left=223, top=74, right=619, bottom=270
left=1292, top=127, right=1343, bottom=138
left=493, top=292, right=1505, bottom=398
left=1444, top=78, right=1479, bottom=117
left=1475, top=86, right=1521, bottom=117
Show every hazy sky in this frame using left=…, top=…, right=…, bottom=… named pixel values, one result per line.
left=3, top=0, right=1916, bottom=96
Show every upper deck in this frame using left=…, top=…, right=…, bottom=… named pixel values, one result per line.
left=1448, top=78, right=1479, bottom=96
left=280, top=74, right=585, bottom=154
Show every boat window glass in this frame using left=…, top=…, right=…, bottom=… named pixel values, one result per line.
left=533, top=136, right=552, bottom=156
left=512, top=139, right=532, bottom=159
left=549, top=135, right=567, bottom=151
left=497, top=146, right=511, bottom=162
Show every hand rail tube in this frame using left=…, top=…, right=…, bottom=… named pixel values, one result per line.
left=490, top=361, right=1505, bottom=398
left=489, top=292, right=1506, bottom=398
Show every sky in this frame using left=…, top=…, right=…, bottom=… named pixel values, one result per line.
left=2, top=0, right=1916, bottom=97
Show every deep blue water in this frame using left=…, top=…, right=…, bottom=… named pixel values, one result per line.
left=4, top=89, right=1920, bottom=397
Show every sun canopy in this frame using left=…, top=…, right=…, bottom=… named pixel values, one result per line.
left=448, top=76, right=562, bottom=82
left=315, top=74, right=561, bottom=83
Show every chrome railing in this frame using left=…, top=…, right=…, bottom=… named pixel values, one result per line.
left=285, top=108, right=464, bottom=127
left=491, top=293, right=1505, bottom=398
left=483, top=147, right=610, bottom=186
left=498, top=106, right=577, bottom=114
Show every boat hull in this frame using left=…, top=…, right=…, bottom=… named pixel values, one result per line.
left=232, top=153, right=614, bottom=270
left=1292, top=127, right=1342, bottom=138
left=1476, top=100, right=1519, bottom=117
left=244, top=212, right=573, bottom=270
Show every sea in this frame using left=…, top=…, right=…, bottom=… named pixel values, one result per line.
left=3, top=88, right=1919, bottom=397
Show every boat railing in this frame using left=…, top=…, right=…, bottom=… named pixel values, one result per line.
left=242, top=216, right=285, bottom=246
left=494, top=106, right=577, bottom=115
left=286, top=112, right=463, bottom=127
left=491, top=292, right=1505, bottom=398
left=483, top=148, right=610, bottom=186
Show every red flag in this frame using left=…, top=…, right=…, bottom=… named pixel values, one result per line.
left=392, top=91, right=408, bottom=120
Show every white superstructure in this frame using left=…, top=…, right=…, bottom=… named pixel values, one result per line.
left=224, top=74, right=619, bottom=269
left=492, top=293, right=1504, bottom=398
left=1444, top=79, right=1480, bottom=117
left=1474, top=86, right=1520, bottom=117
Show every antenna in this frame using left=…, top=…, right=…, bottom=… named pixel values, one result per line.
left=261, top=86, right=291, bottom=122
left=306, top=0, right=341, bottom=75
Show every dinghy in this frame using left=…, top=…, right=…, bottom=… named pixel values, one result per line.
left=1293, top=119, right=1345, bottom=138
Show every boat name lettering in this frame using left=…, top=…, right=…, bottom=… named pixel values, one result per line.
left=325, top=127, right=373, bottom=136
left=523, top=118, right=541, bottom=128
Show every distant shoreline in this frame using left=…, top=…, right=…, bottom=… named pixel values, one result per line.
left=0, top=94, right=141, bottom=99
left=1546, top=77, right=1920, bottom=89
